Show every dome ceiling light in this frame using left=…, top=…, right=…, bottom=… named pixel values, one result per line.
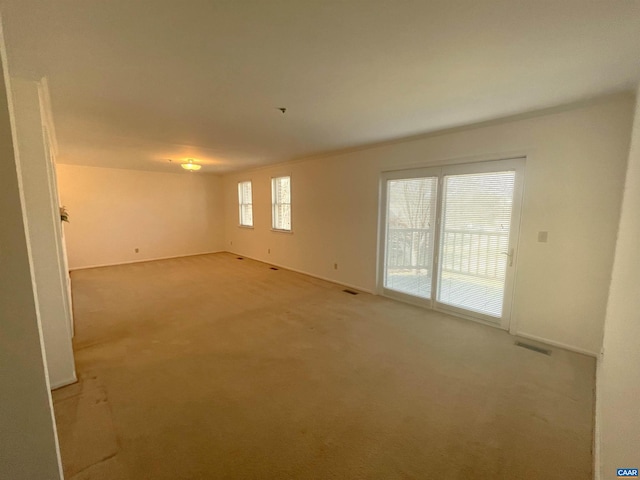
left=181, top=159, right=201, bottom=171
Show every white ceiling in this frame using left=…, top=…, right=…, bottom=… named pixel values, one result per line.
left=2, top=0, right=640, bottom=174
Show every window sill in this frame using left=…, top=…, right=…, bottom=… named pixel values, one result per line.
left=271, top=228, right=293, bottom=234
left=238, top=225, right=254, bottom=229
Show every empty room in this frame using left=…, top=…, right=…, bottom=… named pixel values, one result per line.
left=1, top=1, right=640, bottom=480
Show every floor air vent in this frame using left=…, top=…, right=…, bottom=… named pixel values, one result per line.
left=270, top=267, right=279, bottom=270
left=515, top=341, right=551, bottom=356
left=343, top=289, right=359, bottom=295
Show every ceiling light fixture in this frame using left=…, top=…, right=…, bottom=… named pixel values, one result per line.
left=181, top=159, right=201, bottom=171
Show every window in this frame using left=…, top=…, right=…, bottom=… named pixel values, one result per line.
left=238, top=181, right=253, bottom=227
left=271, top=176, right=291, bottom=231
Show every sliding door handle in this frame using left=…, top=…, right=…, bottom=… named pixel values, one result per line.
left=501, top=248, right=514, bottom=267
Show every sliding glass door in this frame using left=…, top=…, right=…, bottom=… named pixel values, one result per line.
left=383, top=173, right=438, bottom=301
left=380, top=159, right=524, bottom=329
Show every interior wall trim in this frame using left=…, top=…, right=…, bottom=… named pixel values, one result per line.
left=69, top=251, right=224, bottom=271
left=515, top=331, right=599, bottom=357
left=49, top=374, right=77, bottom=391
left=226, top=250, right=376, bottom=295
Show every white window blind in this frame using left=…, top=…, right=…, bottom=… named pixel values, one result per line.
left=271, top=176, right=291, bottom=231
left=436, top=171, right=515, bottom=317
left=238, top=181, right=253, bottom=227
left=384, top=177, right=438, bottom=299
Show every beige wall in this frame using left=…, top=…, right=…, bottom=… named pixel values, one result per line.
left=0, top=29, right=63, bottom=480
left=57, top=165, right=225, bottom=270
left=223, top=95, right=634, bottom=356
left=596, top=88, right=640, bottom=479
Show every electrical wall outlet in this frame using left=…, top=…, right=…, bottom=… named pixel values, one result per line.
left=537, top=231, right=548, bottom=243
left=135, top=248, right=139, bottom=253
left=334, top=263, right=338, bottom=270
left=268, top=248, right=271, bottom=254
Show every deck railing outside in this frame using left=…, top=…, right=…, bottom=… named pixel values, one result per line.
left=386, top=227, right=509, bottom=280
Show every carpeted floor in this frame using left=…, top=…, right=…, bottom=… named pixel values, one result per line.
left=53, top=252, right=595, bottom=479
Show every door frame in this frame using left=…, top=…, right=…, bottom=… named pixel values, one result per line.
left=377, top=157, right=526, bottom=331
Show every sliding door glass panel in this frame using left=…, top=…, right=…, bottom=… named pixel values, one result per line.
left=384, top=177, right=437, bottom=299
left=437, top=171, right=515, bottom=318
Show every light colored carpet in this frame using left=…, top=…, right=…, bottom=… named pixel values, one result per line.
left=53, top=252, right=595, bottom=479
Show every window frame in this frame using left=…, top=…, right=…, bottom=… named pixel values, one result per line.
left=271, top=175, right=292, bottom=232
left=237, top=180, right=254, bottom=228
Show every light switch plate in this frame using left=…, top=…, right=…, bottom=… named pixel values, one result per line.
left=537, top=231, right=548, bottom=243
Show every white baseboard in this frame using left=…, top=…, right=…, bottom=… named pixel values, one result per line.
left=515, top=331, right=599, bottom=357
left=225, top=251, right=376, bottom=295
left=50, top=374, right=77, bottom=390
left=593, top=355, right=602, bottom=480
left=69, top=251, right=224, bottom=271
